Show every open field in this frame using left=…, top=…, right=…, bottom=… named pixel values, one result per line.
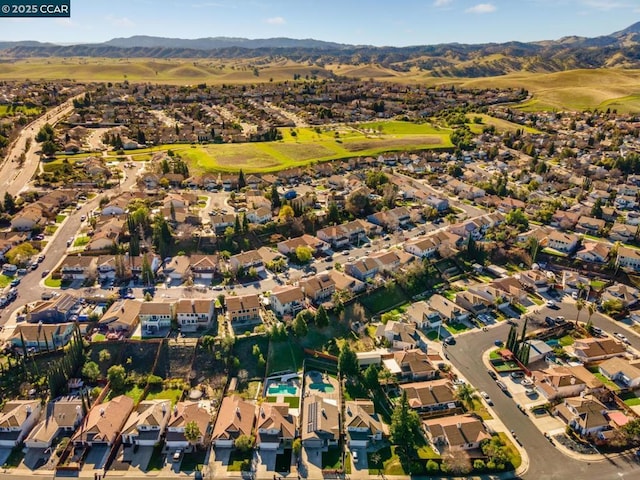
left=1, top=57, right=637, bottom=111
left=162, top=123, right=452, bottom=173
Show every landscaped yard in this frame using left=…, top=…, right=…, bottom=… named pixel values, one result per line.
left=367, top=446, right=406, bottom=475
left=360, top=282, right=409, bottom=314
left=558, top=335, right=575, bottom=347
left=267, top=336, right=301, bottom=375
left=0, top=274, right=11, bottom=288
left=322, top=447, right=343, bottom=470
left=228, top=450, right=252, bottom=471
left=73, top=235, right=90, bottom=247
left=445, top=322, right=470, bottom=334
left=110, top=384, right=145, bottom=403
left=146, top=387, right=184, bottom=405
left=619, top=391, right=640, bottom=406
left=471, top=397, right=493, bottom=420
left=497, top=432, right=522, bottom=469
left=44, top=276, right=62, bottom=288
left=55, top=214, right=67, bottom=223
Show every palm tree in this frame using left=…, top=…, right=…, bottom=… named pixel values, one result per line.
left=455, top=383, right=476, bottom=411
left=586, top=302, right=596, bottom=331
left=184, top=420, right=201, bottom=450
left=575, top=298, right=585, bottom=327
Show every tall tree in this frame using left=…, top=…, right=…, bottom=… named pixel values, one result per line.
left=338, top=343, right=359, bottom=379
left=454, top=383, right=476, bottom=411
left=575, top=298, right=585, bottom=327
left=237, top=169, right=246, bottom=190
left=390, top=390, right=422, bottom=453
left=184, top=420, right=202, bottom=447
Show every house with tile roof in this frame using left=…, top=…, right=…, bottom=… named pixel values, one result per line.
left=256, top=403, right=296, bottom=451
left=270, top=285, right=305, bottom=318
left=72, top=395, right=134, bottom=446
left=121, top=400, right=171, bottom=446
left=166, top=401, right=212, bottom=451
left=344, top=400, right=387, bottom=448
left=212, top=396, right=255, bottom=448
left=424, top=414, right=490, bottom=453
left=301, top=395, right=340, bottom=450
left=399, top=380, right=459, bottom=414
left=25, top=398, right=84, bottom=449
left=175, top=299, right=214, bottom=333
left=0, top=400, right=42, bottom=447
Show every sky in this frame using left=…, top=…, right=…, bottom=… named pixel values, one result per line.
left=0, top=0, right=639, bottom=46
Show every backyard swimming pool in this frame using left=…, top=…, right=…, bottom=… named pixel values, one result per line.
left=308, top=383, right=335, bottom=393
left=267, top=384, right=298, bottom=396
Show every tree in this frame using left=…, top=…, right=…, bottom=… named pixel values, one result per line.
left=270, top=184, right=281, bottom=210
left=3, top=192, right=16, bottom=214
left=279, top=205, right=294, bottom=222
left=234, top=433, right=254, bottom=452
left=505, top=208, right=529, bottom=231
left=295, top=245, right=313, bottom=263
left=41, top=140, right=57, bottom=156
left=82, top=361, right=100, bottom=382
left=315, top=305, right=329, bottom=328
left=327, top=202, right=340, bottom=224
left=107, top=365, right=127, bottom=393
left=454, top=383, right=476, bottom=410
left=390, top=390, right=422, bottom=452
left=292, top=438, right=302, bottom=456
left=184, top=420, right=202, bottom=446
left=442, top=448, right=472, bottom=475
left=346, top=190, right=370, bottom=216
left=292, top=312, right=308, bottom=337
left=575, top=298, right=585, bottom=327
left=99, top=349, right=111, bottom=364
left=237, top=169, right=246, bottom=189
left=338, top=343, right=359, bottom=379
left=586, top=302, right=596, bottom=331
left=363, top=364, right=380, bottom=390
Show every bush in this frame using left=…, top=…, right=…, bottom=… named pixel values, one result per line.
left=426, top=459, right=439, bottom=473
left=147, top=375, right=163, bottom=387
left=474, top=459, right=486, bottom=470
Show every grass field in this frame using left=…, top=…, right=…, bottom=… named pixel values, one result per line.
left=177, top=123, right=451, bottom=173
left=0, top=105, right=41, bottom=117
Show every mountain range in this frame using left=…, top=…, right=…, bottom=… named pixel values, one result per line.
left=1, top=22, right=640, bottom=78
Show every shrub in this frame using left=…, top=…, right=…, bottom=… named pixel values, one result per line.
left=426, top=459, right=439, bottom=473
left=474, top=459, right=486, bottom=470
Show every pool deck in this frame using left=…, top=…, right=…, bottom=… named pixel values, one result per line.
left=303, top=371, right=340, bottom=401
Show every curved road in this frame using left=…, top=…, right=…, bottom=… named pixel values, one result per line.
left=448, top=311, right=640, bottom=480
left=0, top=93, right=84, bottom=196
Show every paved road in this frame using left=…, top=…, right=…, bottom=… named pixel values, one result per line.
left=0, top=94, right=84, bottom=196
left=449, top=300, right=640, bottom=480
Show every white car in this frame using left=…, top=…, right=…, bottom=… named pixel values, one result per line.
left=480, top=391, right=493, bottom=405
left=614, top=332, right=630, bottom=344
left=546, top=300, right=556, bottom=307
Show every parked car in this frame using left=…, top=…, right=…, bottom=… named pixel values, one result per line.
left=487, top=369, right=497, bottom=380
left=511, top=371, right=525, bottom=379
left=172, top=450, right=182, bottom=462
left=545, top=300, right=556, bottom=308
left=614, top=332, right=630, bottom=344
left=10, top=279, right=20, bottom=287
left=41, top=269, right=50, bottom=278
left=480, top=391, right=493, bottom=405
left=444, top=336, right=456, bottom=345
left=496, top=380, right=508, bottom=391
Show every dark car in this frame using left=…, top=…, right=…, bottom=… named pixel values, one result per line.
left=487, top=369, right=497, bottom=380
left=511, top=371, right=525, bottom=379
left=444, top=336, right=456, bottom=345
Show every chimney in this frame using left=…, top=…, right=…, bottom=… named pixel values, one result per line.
left=456, top=422, right=462, bottom=429
left=76, top=405, right=82, bottom=417
left=26, top=405, right=32, bottom=415
left=100, top=408, right=105, bottom=417
left=236, top=407, right=241, bottom=418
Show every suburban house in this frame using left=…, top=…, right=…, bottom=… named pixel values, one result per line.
left=576, top=216, right=606, bottom=235
left=269, top=285, right=305, bottom=318
left=345, top=257, right=380, bottom=282
left=576, top=242, right=610, bottom=264
left=9, top=322, right=76, bottom=352
left=534, top=366, right=587, bottom=401
left=277, top=235, right=329, bottom=256
left=299, top=274, right=336, bottom=305
left=246, top=207, right=272, bottom=225
left=570, top=338, right=627, bottom=362
left=212, top=396, right=256, bottom=448
left=561, top=271, right=590, bottom=294
left=609, top=222, right=637, bottom=243
left=404, top=236, right=438, bottom=259
left=11, top=205, right=47, bottom=231
left=367, top=206, right=411, bottom=230
left=598, top=357, right=640, bottom=389
left=60, top=256, right=98, bottom=281
left=166, top=402, right=212, bottom=451
left=255, top=402, right=296, bottom=451
left=300, top=395, right=340, bottom=450
left=427, top=295, right=471, bottom=323
left=226, top=294, right=262, bottom=324
left=601, top=283, right=640, bottom=309
left=0, top=400, right=42, bottom=448
left=28, top=293, right=78, bottom=324
left=25, top=398, right=84, bottom=449
left=400, top=380, right=459, bottom=414
left=454, top=290, right=492, bottom=316
left=617, top=246, right=640, bottom=272
left=316, top=219, right=369, bottom=249
left=72, top=395, right=134, bottom=446
left=376, top=320, right=422, bottom=350
left=163, top=256, right=191, bottom=284
left=188, top=255, right=219, bottom=280
left=517, top=269, right=551, bottom=292
left=229, top=250, right=265, bottom=274
left=175, top=299, right=215, bottom=333
left=553, top=395, right=609, bottom=437
left=424, top=414, right=490, bottom=453
left=391, top=349, right=438, bottom=381
left=327, top=270, right=366, bottom=295
left=405, top=301, right=443, bottom=329
left=344, top=400, right=387, bottom=448
left=121, top=400, right=171, bottom=446
left=139, top=302, right=174, bottom=334
left=546, top=231, right=579, bottom=254
left=99, top=300, right=142, bottom=335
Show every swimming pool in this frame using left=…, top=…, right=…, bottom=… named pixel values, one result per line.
left=308, top=383, right=335, bottom=393
left=268, top=384, right=298, bottom=396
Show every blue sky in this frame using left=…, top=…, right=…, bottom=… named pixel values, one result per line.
left=1, top=0, right=639, bottom=46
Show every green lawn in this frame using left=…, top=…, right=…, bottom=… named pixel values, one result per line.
left=92, top=333, right=106, bottom=342
left=558, top=335, right=575, bottom=347
left=267, top=337, right=300, bottom=375
left=471, top=397, right=493, bottom=420
left=344, top=380, right=369, bottom=401
left=55, top=214, right=67, bottom=223
left=445, top=322, right=470, bottom=334
left=44, top=225, right=58, bottom=235
left=44, top=276, right=62, bottom=288
left=416, top=444, right=440, bottom=460
left=360, top=282, right=409, bottom=314
left=497, top=432, right=522, bottom=469
left=594, top=373, right=620, bottom=391
left=367, top=446, right=406, bottom=475
left=73, top=235, right=90, bottom=247
left=590, top=279, right=606, bottom=290
left=322, top=447, right=343, bottom=470
left=619, top=392, right=640, bottom=406
left=146, top=387, right=184, bottom=405
left=110, top=384, right=145, bottom=403
left=0, top=274, right=11, bottom=288
left=228, top=450, right=252, bottom=472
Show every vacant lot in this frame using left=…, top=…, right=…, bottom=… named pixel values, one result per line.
left=154, top=341, right=195, bottom=379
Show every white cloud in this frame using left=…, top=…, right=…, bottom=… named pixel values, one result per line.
left=465, top=3, right=497, bottom=13
left=105, top=15, right=135, bottom=28
left=265, top=16, right=286, bottom=25
left=433, top=0, right=453, bottom=6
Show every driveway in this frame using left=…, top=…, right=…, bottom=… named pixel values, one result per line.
left=254, top=448, right=276, bottom=476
